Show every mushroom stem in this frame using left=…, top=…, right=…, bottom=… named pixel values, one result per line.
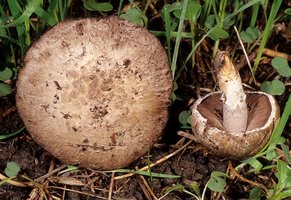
left=214, top=52, right=248, bottom=132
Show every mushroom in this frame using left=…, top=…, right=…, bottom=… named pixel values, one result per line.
left=191, top=51, right=280, bottom=159
left=16, top=17, right=172, bottom=169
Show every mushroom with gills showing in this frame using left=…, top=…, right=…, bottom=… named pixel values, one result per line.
left=16, top=17, right=173, bottom=170
left=191, top=51, right=280, bottom=159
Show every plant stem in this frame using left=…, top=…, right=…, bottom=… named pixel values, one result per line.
left=250, top=3, right=260, bottom=27
left=150, top=30, right=193, bottom=39
left=171, top=0, right=188, bottom=79
left=252, top=0, right=282, bottom=73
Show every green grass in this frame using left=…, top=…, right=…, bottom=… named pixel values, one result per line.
left=0, top=0, right=73, bottom=96
left=0, top=126, right=25, bottom=141
left=0, top=0, right=290, bottom=199
left=253, top=0, right=283, bottom=73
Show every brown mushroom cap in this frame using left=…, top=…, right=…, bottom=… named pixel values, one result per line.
left=191, top=91, right=280, bottom=159
left=16, top=17, right=172, bottom=169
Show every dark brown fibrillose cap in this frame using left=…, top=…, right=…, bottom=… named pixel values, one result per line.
left=16, top=16, right=173, bottom=169
left=191, top=91, right=280, bottom=160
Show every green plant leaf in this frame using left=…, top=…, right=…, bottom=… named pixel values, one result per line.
left=173, top=0, right=201, bottom=22
left=0, top=34, right=19, bottom=45
left=271, top=57, right=291, bottom=77
left=281, top=144, right=291, bottom=164
left=0, top=176, right=15, bottom=186
left=4, top=0, right=42, bottom=28
left=240, top=27, right=261, bottom=43
left=260, top=80, right=285, bottom=95
left=276, top=190, right=291, bottom=199
left=0, top=83, right=13, bottom=96
left=59, top=165, right=79, bottom=174
left=205, top=14, right=234, bottom=30
left=207, top=177, right=226, bottom=192
left=7, top=0, right=26, bottom=55
left=188, top=181, right=200, bottom=197
left=277, top=136, right=287, bottom=144
left=34, top=6, right=57, bottom=26
left=208, top=27, right=229, bottom=41
left=0, top=67, right=13, bottom=81
left=265, top=149, right=279, bottom=161
left=207, top=171, right=228, bottom=192
left=165, top=184, right=185, bottom=193
left=137, top=170, right=180, bottom=178
left=120, top=8, right=148, bottom=27
left=252, top=0, right=283, bottom=73
left=103, top=169, right=180, bottom=179
left=211, top=171, right=229, bottom=178
left=249, top=187, right=263, bottom=200
left=170, top=82, right=179, bottom=101
left=275, top=160, right=291, bottom=189
left=178, top=110, right=190, bottom=125
left=171, top=92, right=177, bottom=101
left=0, top=127, right=25, bottom=141
left=243, top=157, right=263, bottom=172
left=83, top=0, right=113, bottom=12
left=5, top=162, right=20, bottom=177
left=47, top=0, right=58, bottom=14
left=284, top=8, right=291, bottom=15
left=161, top=3, right=182, bottom=19
left=205, top=14, right=215, bottom=29
left=222, top=14, right=235, bottom=29
left=265, top=136, right=287, bottom=158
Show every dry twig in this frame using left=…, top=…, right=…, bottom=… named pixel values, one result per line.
left=136, top=169, right=158, bottom=200
left=263, top=48, right=291, bottom=61
left=228, top=161, right=268, bottom=194
left=35, top=164, right=67, bottom=182
left=114, top=140, right=192, bottom=180
left=108, top=172, right=115, bottom=200
left=233, top=26, right=257, bottom=86
left=0, top=173, right=33, bottom=187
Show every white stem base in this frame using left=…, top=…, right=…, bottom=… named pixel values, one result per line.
left=222, top=90, right=248, bottom=132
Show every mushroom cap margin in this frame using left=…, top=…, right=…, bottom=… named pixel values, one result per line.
left=16, top=16, right=173, bottom=169
left=191, top=91, right=280, bottom=159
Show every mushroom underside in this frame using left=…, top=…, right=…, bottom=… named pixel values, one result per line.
left=198, top=92, right=272, bottom=131
left=16, top=17, right=173, bottom=169
left=191, top=91, right=280, bottom=159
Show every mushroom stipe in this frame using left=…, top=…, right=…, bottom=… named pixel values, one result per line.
left=16, top=17, right=173, bottom=169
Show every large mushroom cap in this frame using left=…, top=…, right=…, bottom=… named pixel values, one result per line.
left=191, top=91, right=280, bottom=159
left=16, top=17, right=172, bottom=169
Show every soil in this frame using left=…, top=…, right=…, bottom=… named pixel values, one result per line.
left=1, top=1, right=291, bottom=200
left=0, top=98, right=231, bottom=200
left=1, top=91, right=290, bottom=199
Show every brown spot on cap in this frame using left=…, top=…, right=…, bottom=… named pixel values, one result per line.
left=16, top=17, right=172, bottom=169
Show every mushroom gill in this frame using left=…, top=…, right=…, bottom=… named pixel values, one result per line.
left=191, top=91, right=280, bottom=159
left=191, top=52, right=280, bottom=159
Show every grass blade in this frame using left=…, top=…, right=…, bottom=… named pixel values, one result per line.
left=171, top=0, right=188, bottom=79
left=102, top=169, right=180, bottom=179
left=176, top=0, right=262, bottom=81
left=7, top=0, right=25, bottom=55
left=5, top=0, right=42, bottom=28
left=161, top=4, right=173, bottom=65
left=253, top=0, right=282, bottom=73
left=0, top=127, right=25, bottom=141
left=34, top=6, right=57, bottom=26
left=0, top=34, right=19, bottom=45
